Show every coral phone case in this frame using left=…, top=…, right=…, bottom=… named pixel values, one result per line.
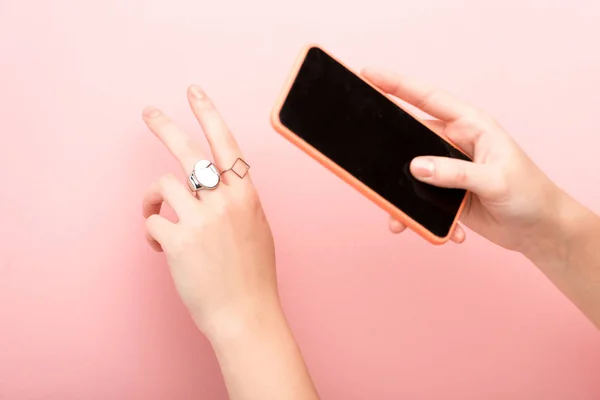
left=270, top=44, right=469, bottom=245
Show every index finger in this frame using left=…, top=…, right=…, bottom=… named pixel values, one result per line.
left=142, top=106, right=206, bottom=173
left=361, top=68, right=476, bottom=122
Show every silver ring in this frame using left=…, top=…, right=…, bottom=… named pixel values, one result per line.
left=188, top=160, right=221, bottom=191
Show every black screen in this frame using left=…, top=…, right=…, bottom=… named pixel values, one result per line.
left=278, top=47, right=471, bottom=238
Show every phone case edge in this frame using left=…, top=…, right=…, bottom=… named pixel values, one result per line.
left=269, top=43, right=468, bottom=245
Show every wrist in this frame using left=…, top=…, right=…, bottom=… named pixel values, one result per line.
left=200, top=298, right=319, bottom=400
left=521, top=187, right=588, bottom=269
left=199, top=297, right=288, bottom=349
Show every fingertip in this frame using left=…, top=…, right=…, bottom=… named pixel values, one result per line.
left=361, top=67, right=375, bottom=77
left=451, top=225, right=466, bottom=244
left=410, top=157, right=435, bottom=179
left=142, top=106, right=161, bottom=119
left=188, top=84, right=204, bottom=100
left=142, top=182, right=162, bottom=219
left=145, top=231, right=164, bottom=252
left=388, top=216, right=407, bottom=234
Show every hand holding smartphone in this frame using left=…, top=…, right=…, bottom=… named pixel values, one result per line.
left=271, top=45, right=471, bottom=245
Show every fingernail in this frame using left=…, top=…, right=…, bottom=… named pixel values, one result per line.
left=190, top=85, right=204, bottom=99
left=411, top=158, right=435, bottom=178
left=143, top=106, right=161, bottom=119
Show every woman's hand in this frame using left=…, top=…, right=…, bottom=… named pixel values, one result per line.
left=142, top=85, right=278, bottom=337
left=141, top=86, right=319, bottom=400
left=361, top=68, right=566, bottom=255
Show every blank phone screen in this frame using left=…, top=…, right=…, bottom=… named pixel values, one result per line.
left=278, top=47, right=471, bottom=238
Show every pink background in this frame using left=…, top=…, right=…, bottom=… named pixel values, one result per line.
left=1, top=0, right=599, bottom=398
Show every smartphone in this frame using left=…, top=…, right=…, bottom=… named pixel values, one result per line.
left=270, top=45, right=471, bottom=245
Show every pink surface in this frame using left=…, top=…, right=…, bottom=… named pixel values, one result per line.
left=1, top=0, right=600, bottom=398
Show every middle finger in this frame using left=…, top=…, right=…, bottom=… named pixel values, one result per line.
left=186, top=85, right=246, bottom=180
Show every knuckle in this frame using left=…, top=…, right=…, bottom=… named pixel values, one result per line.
left=491, top=170, right=509, bottom=197
left=236, top=181, right=255, bottom=198
left=474, top=166, right=508, bottom=198
left=212, top=199, right=230, bottom=218
left=168, top=229, right=195, bottom=255
left=233, top=185, right=260, bottom=209
left=196, top=96, right=216, bottom=111
left=415, top=89, right=436, bottom=111
left=454, top=166, right=470, bottom=185
left=204, top=192, right=232, bottom=219
left=181, top=138, right=199, bottom=157
left=458, top=113, right=479, bottom=129
left=187, top=212, right=205, bottom=229
left=442, top=124, right=460, bottom=141
left=223, top=135, right=238, bottom=149
left=475, top=109, right=499, bottom=127
left=159, top=173, right=177, bottom=187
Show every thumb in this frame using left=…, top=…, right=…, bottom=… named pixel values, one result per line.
left=410, top=156, right=494, bottom=194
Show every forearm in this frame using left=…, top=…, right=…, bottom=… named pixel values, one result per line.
left=523, top=191, right=600, bottom=328
left=205, top=301, right=320, bottom=400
